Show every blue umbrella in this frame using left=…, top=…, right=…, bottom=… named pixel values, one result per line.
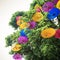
left=47, top=8, right=60, bottom=20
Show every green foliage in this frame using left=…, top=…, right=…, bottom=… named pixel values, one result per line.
left=30, top=0, right=38, bottom=10
left=5, top=31, right=20, bottom=47
left=22, top=9, right=36, bottom=20
left=38, top=0, right=45, bottom=5
left=40, top=38, right=60, bottom=60
left=30, top=0, right=44, bottom=10
left=9, top=11, right=25, bottom=29
left=9, top=9, right=36, bottom=29
left=6, top=0, right=60, bottom=60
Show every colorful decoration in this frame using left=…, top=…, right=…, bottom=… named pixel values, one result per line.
left=5, top=0, right=60, bottom=60
left=56, top=0, right=60, bottom=9
left=47, top=8, right=60, bottom=20
left=41, top=28, right=56, bottom=38
left=53, top=0, right=58, bottom=4
left=18, top=36, right=28, bottom=44
left=28, top=21, right=36, bottom=29
left=34, top=4, right=42, bottom=10
left=16, top=16, right=21, bottom=21
left=16, top=20, right=24, bottom=26
left=32, top=12, right=43, bottom=22
left=34, top=4, right=42, bottom=12
left=19, top=22, right=30, bottom=29
left=20, top=29, right=27, bottom=37
left=13, top=53, right=22, bottom=60
left=12, top=44, right=22, bottom=51
left=55, top=29, right=60, bottom=38
left=36, top=8, right=41, bottom=12
left=42, top=2, right=54, bottom=12
left=20, top=28, right=30, bottom=36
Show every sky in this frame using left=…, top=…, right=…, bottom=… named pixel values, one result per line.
left=0, top=0, right=32, bottom=60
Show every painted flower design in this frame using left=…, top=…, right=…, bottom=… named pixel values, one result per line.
left=18, top=36, right=28, bottom=44
left=19, top=22, right=30, bottom=29
left=34, top=4, right=41, bottom=9
left=16, top=20, right=24, bottom=26
left=20, top=29, right=27, bottom=37
left=20, top=28, right=30, bottom=36
left=12, top=44, right=22, bottom=51
left=47, top=8, right=60, bottom=20
left=42, top=2, right=54, bottom=12
left=13, top=53, right=22, bottom=60
left=32, top=12, right=43, bottom=22
left=53, top=0, right=58, bottom=4
left=29, top=21, right=36, bottom=29
left=34, top=4, right=41, bottom=12
left=41, top=28, right=56, bottom=38
left=55, top=29, right=60, bottom=38
left=16, top=16, right=21, bottom=21
left=56, top=0, right=60, bottom=9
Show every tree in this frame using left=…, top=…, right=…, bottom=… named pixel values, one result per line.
left=5, top=0, right=60, bottom=60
